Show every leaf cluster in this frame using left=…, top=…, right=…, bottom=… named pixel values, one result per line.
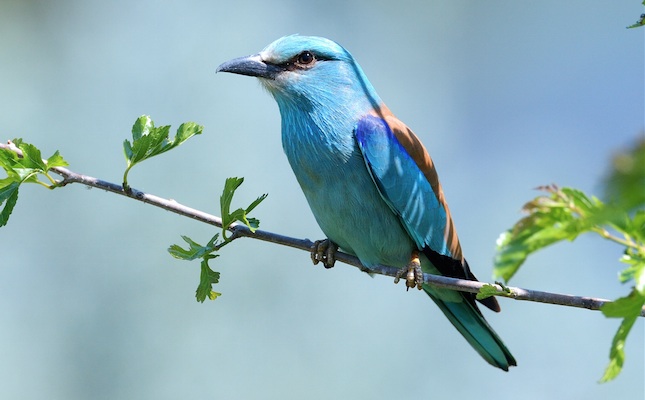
left=123, top=115, right=202, bottom=190
left=120, top=116, right=268, bottom=302
left=0, top=139, right=69, bottom=227
left=169, top=177, right=267, bottom=302
left=492, top=138, right=645, bottom=382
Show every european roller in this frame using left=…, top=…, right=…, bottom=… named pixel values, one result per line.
left=217, top=35, right=516, bottom=371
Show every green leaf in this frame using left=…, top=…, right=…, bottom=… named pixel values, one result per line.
left=493, top=185, right=623, bottom=282
left=1, top=140, right=69, bottom=177
left=45, top=151, right=69, bottom=169
left=131, top=115, right=153, bottom=142
left=493, top=186, right=578, bottom=281
left=169, top=234, right=223, bottom=302
left=124, top=116, right=203, bottom=165
left=627, top=210, right=645, bottom=242
left=245, top=193, right=268, bottom=214
left=19, top=143, right=47, bottom=171
left=627, top=4, right=645, bottom=29
left=168, top=234, right=219, bottom=261
left=196, top=259, right=221, bottom=302
left=220, top=177, right=244, bottom=224
left=175, top=122, right=202, bottom=144
left=220, top=177, right=268, bottom=236
left=599, top=316, right=638, bottom=382
left=603, top=137, right=645, bottom=211
left=168, top=177, right=266, bottom=302
left=128, top=122, right=170, bottom=165
left=0, top=181, right=19, bottom=227
left=600, top=289, right=645, bottom=318
left=618, top=248, right=645, bottom=294
left=0, top=139, right=70, bottom=195
left=122, top=116, right=203, bottom=188
left=476, top=284, right=500, bottom=300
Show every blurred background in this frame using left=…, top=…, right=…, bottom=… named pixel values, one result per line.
left=1, top=1, right=643, bottom=398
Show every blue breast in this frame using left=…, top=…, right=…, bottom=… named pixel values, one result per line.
left=280, top=110, right=415, bottom=269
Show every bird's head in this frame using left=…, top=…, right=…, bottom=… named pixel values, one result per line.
left=217, top=35, right=381, bottom=113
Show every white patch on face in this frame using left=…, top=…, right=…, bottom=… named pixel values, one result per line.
left=259, top=50, right=284, bottom=66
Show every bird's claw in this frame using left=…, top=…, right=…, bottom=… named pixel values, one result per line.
left=311, top=239, right=338, bottom=269
left=394, top=252, right=423, bottom=291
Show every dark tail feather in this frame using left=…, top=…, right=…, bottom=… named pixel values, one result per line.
left=423, top=285, right=517, bottom=371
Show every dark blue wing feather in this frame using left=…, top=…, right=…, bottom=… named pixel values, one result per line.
left=355, top=115, right=452, bottom=257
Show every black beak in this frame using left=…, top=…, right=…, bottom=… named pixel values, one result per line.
left=216, top=54, right=281, bottom=80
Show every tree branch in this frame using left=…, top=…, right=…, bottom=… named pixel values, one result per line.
left=2, top=140, right=643, bottom=317
left=50, top=166, right=645, bottom=317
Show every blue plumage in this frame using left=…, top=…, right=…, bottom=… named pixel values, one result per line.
left=356, top=115, right=450, bottom=257
left=218, top=35, right=516, bottom=370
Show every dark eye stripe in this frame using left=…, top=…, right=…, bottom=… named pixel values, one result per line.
left=279, top=51, right=332, bottom=71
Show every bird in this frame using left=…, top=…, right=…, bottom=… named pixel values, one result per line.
left=217, top=35, right=516, bottom=371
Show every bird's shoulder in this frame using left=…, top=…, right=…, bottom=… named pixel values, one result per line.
left=365, top=105, right=442, bottom=197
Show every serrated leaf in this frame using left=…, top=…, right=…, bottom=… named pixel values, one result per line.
left=599, top=315, right=638, bottom=382
left=0, top=181, right=19, bottom=227
left=0, top=147, right=19, bottom=169
left=220, top=178, right=267, bottom=234
left=1, top=140, right=68, bottom=192
left=220, top=177, right=244, bottom=231
left=494, top=185, right=614, bottom=282
left=129, top=124, right=170, bottom=165
left=196, top=260, right=221, bottom=302
left=175, top=122, right=202, bottom=145
left=246, top=193, right=268, bottom=214
left=19, top=143, right=47, bottom=171
left=132, top=115, right=153, bottom=141
left=122, top=116, right=203, bottom=187
left=168, top=234, right=219, bottom=261
left=246, top=217, right=260, bottom=232
left=221, top=177, right=244, bottom=218
left=45, top=151, right=69, bottom=169
left=561, top=187, right=598, bottom=214
left=123, top=116, right=167, bottom=165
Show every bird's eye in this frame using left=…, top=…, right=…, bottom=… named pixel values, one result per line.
left=297, top=51, right=315, bottom=65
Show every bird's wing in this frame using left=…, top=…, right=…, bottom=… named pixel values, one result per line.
left=355, top=109, right=502, bottom=313
left=354, top=110, right=461, bottom=260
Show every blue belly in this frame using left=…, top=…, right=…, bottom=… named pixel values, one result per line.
left=288, top=145, right=415, bottom=269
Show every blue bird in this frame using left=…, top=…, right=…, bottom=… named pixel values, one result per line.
left=217, top=35, right=516, bottom=370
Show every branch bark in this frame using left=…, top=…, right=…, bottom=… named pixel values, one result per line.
left=41, top=164, right=644, bottom=318
left=1, top=140, right=642, bottom=317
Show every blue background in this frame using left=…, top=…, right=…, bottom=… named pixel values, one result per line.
left=1, top=1, right=643, bottom=398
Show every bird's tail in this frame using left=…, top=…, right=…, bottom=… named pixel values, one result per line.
left=422, top=284, right=517, bottom=371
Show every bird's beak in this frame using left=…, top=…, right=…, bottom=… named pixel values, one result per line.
left=216, top=53, right=281, bottom=80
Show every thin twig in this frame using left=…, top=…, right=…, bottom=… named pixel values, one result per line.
left=33, top=163, right=643, bottom=318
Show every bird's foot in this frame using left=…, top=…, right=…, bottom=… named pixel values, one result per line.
left=394, top=251, right=423, bottom=291
left=311, top=239, right=338, bottom=269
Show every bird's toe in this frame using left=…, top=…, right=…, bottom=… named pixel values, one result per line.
left=310, top=239, right=338, bottom=269
left=394, top=250, right=423, bottom=291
